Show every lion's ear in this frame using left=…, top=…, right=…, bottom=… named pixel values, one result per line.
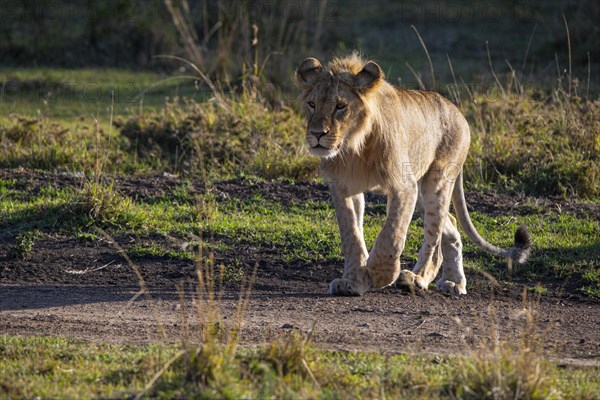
left=354, top=61, right=383, bottom=90
left=296, top=58, right=323, bottom=87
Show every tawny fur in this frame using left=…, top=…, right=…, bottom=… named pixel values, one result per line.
left=296, top=53, right=531, bottom=296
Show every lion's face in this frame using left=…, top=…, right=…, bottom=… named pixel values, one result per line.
left=295, top=57, right=383, bottom=158
left=300, top=81, right=363, bottom=158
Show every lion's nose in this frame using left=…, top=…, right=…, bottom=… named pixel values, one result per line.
left=310, top=130, right=329, bottom=140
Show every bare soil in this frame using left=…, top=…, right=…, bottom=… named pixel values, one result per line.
left=1, top=168, right=599, bottom=366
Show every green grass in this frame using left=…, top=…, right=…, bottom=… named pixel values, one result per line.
left=0, top=83, right=317, bottom=178
left=1, top=176, right=598, bottom=296
left=10, top=229, right=42, bottom=260
left=0, top=335, right=173, bottom=399
left=0, top=68, right=202, bottom=120
left=2, top=3, right=600, bottom=397
left=463, top=93, right=600, bottom=198
left=129, top=243, right=196, bottom=262
left=462, top=211, right=600, bottom=294
left=1, top=334, right=598, bottom=399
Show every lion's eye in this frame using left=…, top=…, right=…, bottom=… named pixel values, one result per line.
left=307, top=101, right=316, bottom=109
left=336, top=103, right=347, bottom=110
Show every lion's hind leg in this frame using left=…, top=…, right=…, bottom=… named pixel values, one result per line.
left=436, top=214, right=467, bottom=295
left=399, top=169, right=453, bottom=291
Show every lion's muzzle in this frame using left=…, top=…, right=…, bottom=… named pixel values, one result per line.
left=309, top=130, right=331, bottom=149
left=310, top=130, right=329, bottom=141
left=307, top=129, right=334, bottom=149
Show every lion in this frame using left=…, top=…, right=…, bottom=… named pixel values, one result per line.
left=295, top=53, right=531, bottom=296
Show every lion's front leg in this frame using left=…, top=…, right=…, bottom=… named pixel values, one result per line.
left=329, top=187, right=370, bottom=296
left=367, top=181, right=418, bottom=288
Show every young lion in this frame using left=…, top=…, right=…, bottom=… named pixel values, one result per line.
left=295, top=53, right=531, bottom=296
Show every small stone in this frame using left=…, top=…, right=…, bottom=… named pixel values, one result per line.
left=426, top=332, right=445, bottom=338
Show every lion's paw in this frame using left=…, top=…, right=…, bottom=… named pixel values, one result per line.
left=397, top=270, right=429, bottom=291
left=436, top=280, right=467, bottom=296
left=329, top=278, right=368, bottom=296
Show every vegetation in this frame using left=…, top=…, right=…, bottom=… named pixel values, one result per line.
left=1, top=62, right=599, bottom=400
left=1, top=323, right=599, bottom=398
left=1, top=173, right=598, bottom=295
left=1, top=1, right=599, bottom=398
left=11, top=229, right=42, bottom=260
left=117, top=96, right=317, bottom=179
left=463, top=92, right=600, bottom=198
left=3, top=1, right=598, bottom=88
left=1, top=85, right=598, bottom=197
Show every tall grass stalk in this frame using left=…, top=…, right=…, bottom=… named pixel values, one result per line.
left=0, top=76, right=5, bottom=112
left=164, top=0, right=206, bottom=73
left=406, top=62, right=426, bottom=90
left=96, top=227, right=167, bottom=342
left=519, top=24, right=537, bottom=79
left=586, top=51, right=591, bottom=99
left=446, top=54, right=461, bottom=105
left=411, top=25, right=435, bottom=90
left=562, top=14, right=572, bottom=96
left=486, top=41, right=506, bottom=97
left=133, top=195, right=258, bottom=397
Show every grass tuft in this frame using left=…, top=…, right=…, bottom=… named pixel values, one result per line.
left=455, top=342, right=556, bottom=399
left=451, top=301, right=559, bottom=400
left=260, top=332, right=314, bottom=379
left=11, top=229, right=42, bottom=260
left=77, top=180, right=134, bottom=224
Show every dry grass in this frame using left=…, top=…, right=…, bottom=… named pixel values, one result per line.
left=163, top=0, right=328, bottom=90
left=117, top=96, right=317, bottom=180
left=463, top=92, right=600, bottom=198
left=450, top=291, right=561, bottom=400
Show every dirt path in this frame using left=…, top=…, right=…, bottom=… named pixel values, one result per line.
left=1, top=169, right=599, bottom=365
left=1, top=281, right=599, bottom=366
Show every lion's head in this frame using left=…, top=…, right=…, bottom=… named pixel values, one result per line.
left=295, top=54, right=384, bottom=159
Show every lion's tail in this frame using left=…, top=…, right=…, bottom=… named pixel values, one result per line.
left=451, top=171, right=531, bottom=264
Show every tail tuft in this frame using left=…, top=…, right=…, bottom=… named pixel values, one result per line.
left=510, top=225, right=531, bottom=264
